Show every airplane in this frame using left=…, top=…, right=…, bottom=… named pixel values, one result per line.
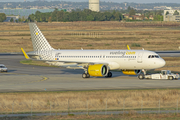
left=21, top=23, right=166, bottom=79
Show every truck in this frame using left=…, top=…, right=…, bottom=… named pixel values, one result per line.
left=138, top=70, right=179, bottom=80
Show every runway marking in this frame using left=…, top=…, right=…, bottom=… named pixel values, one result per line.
left=0, top=73, right=28, bottom=75
left=30, top=77, right=48, bottom=83
left=15, top=77, right=48, bottom=84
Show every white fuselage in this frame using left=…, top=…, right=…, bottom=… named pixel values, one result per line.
left=27, top=23, right=166, bottom=72
left=40, top=49, right=166, bottom=70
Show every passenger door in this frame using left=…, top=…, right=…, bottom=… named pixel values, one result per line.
left=137, top=52, right=143, bottom=63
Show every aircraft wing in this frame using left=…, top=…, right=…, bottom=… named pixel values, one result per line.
left=21, top=48, right=113, bottom=69
left=42, top=59, right=111, bottom=69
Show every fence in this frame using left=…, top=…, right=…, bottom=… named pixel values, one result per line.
left=1, top=98, right=180, bottom=116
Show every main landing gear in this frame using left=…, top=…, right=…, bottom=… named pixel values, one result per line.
left=82, top=71, right=112, bottom=78
left=82, top=73, right=90, bottom=78
left=105, top=72, right=112, bottom=78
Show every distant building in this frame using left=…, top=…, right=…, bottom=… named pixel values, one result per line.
left=123, top=14, right=144, bottom=20
left=123, top=14, right=130, bottom=19
left=89, top=0, right=99, bottom=12
left=132, top=15, right=143, bottom=20
left=164, top=15, right=180, bottom=22
left=164, top=8, right=180, bottom=21
left=4, top=15, right=19, bottom=22
left=149, top=15, right=154, bottom=20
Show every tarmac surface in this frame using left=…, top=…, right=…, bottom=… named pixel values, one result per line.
left=0, top=54, right=180, bottom=92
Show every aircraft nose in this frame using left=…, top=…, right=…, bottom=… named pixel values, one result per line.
left=158, top=59, right=166, bottom=67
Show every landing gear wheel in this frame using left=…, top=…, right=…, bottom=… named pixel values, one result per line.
left=105, top=72, right=112, bottom=78
left=169, top=76, right=174, bottom=80
left=82, top=73, right=90, bottom=78
left=82, top=73, right=87, bottom=78
left=138, top=74, right=144, bottom=80
left=108, top=72, right=112, bottom=77
left=86, top=74, right=90, bottom=78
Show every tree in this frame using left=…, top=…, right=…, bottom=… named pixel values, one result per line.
left=18, top=18, right=22, bottom=22
left=156, top=11, right=162, bottom=16
left=48, top=17, right=52, bottom=22
left=114, top=11, right=123, bottom=21
left=0, top=13, right=6, bottom=22
left=129, top=9, right=136, bottom=16
left=165, top=11, right=169, bottom=15
left=173, top=10, right=179, bottom=15
left=22, top=16, right=26, bottom=22
left=154, top=15, right=163, bottom=21
left=86, top=15, right=94, bottom=21
left=57, top=10, right=65, bottom=21
left=28, top=14, right=35, bottom=22
left=140, top=14, right=145, bottom=20
left=35, top=11, right=41, bottom=22
left=127, top=6, right=131, bottom=12
left=10, top=18, right=14, bottom=22
left=104, top=11, right=112, bottom=21
left=52, top=9, right=59, bottom=21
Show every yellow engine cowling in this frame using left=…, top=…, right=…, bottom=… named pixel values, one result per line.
left=122, top=70, right=141, bottom=75
left=88, top=64, right=109, bottom=77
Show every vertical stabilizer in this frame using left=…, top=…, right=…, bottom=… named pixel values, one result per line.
left=29, top=23, right=54, bottom=51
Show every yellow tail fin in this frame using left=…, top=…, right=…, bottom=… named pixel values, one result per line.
left=21, top=48, right=30, bottom=59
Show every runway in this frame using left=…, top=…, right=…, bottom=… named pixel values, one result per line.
left=0, top=54, right=180, bottom=92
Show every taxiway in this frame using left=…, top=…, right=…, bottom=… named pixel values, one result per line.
left=0, top=55, right=180, bottom=92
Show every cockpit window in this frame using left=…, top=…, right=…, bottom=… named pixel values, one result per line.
left=148, top=55, right=160, bottom=58
left=155, top=55, right=159, bottom=58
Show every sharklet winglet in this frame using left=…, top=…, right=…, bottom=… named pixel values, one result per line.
left=127, top=45, right=131, bottom=50
left=21, top=48, right=30, bottom=59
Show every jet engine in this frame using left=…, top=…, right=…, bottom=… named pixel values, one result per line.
left=88, top=64, right=109, bottom=77
left=122, top=70, right=141, bottom=75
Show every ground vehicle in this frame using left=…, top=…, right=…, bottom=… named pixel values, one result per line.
left=0, top=64, right=8, bottom=72
left=138, top=70, right=179, bottom=80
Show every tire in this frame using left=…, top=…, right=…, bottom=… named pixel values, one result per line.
left=86, top=74, right=90, bottom=78
left=82, top=73, right=87, bottom=78
left=138, top=74, right=144, bottom=80
left=108, top=72, right=112, bottom=77
left=169, top=76, right=174, bottom=80
left=105, top=72, right=112, bottom=78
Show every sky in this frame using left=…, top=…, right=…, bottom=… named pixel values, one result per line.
left=0, top=0, right=180, bottom=3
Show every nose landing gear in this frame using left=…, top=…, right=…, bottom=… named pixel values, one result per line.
left=138, top=69, right=146, bottom=80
